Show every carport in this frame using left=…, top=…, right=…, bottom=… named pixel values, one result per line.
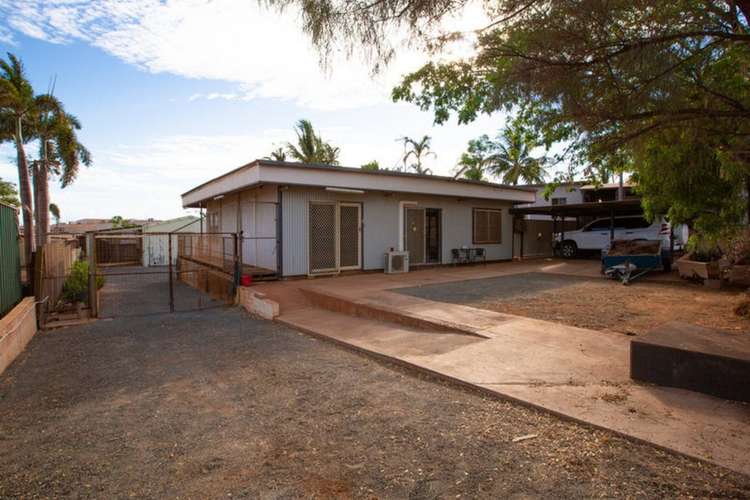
left=509, top=199, right=648, bottom=259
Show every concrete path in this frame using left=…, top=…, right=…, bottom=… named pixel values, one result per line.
left=255, top=259, right=750, bottom=475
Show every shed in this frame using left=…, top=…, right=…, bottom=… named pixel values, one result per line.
left=142, top=216, right=200, bottom=267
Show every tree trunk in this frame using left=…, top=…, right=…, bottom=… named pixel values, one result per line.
left=32, top=161, right=50, bottom=247
left=746, top=174, right=750, bottom=226
left=14, top=118, right=34, bottom=275
left=37, top=160, right=50, bottom=246
left=33, top=162, right=41, bottom=248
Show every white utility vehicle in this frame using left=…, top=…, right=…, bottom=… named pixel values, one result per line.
left=554, top=216, right=680, bottom=259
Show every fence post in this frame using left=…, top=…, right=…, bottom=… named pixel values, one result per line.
left=168, top=232, right=175, bottom=313
left=87, top=233, right=98, bottom=318
left=33, top=248, right=44, bottom=327
left=233, top=233, right=240, bottom=288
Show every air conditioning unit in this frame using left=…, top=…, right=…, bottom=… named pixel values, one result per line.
left=385, top=251, right=409, bottom=274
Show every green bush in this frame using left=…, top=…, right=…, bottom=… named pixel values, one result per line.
left=62, top=261, right=104, bottom=303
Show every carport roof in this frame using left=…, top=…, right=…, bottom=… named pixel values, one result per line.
left=509, top=199, right=643, bottom=218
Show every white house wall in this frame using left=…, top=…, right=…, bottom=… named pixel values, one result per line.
left=204, top=185, right=279, bottom=271
left=280, top=186, right=514, bottom=277
left=519, top=185, right=584, bottom=221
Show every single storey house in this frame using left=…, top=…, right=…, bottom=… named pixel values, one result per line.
left=180, top=160, right=535, bottom=278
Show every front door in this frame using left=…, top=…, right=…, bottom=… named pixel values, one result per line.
left=405, top=208, right=425, bottom=265
left=338, top=203, right=361, bottom=270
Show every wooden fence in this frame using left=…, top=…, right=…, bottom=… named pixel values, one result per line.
left=38, top=239, right=80, bottom=320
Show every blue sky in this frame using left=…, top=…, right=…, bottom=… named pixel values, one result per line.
left=0, top=0, right=508, bottom=221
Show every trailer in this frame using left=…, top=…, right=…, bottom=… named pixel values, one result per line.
left=602, top=239, right=666, bottom=285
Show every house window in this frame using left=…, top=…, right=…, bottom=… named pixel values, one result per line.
left=551, top=197, right=567, bottom=205
left=473, top=208, right=502, bottom=244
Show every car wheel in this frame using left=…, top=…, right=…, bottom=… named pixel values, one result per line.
left=560, top=241, right=577, bottom=259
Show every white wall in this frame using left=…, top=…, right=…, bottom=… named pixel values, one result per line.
left=518, top=185, right=583, bottom=221
left=142, top=217, right=199, bottom=266
left=204, top=186, right=278, bottom=271
left=281, top=186, right=514, bottom=276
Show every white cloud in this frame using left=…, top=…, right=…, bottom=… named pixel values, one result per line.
left=0, top=0, right=474, bottom=110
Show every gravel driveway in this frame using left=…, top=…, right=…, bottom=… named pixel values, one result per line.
left=1, top=307, right=748, bottom=498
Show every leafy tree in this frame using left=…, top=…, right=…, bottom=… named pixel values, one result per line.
left=633, top=128, right=745, bottom=248
left=285, top=119, right=340, bottom=165
left=110, top=215, right=130, bottom=228
left=275, top=0, right=750, bottom=234
left=361, top=160, right=380, bottom=170
left=0, top=53, right=36, bottom=264
left=0, top=177, right=19, bottom=206
left=49, top=202, right=60, bottom=225
left=264, top=147, right=287, bottom=161
left=399, top=135, right=435, bottom=174
left=455, top=135, right=493, bottom=181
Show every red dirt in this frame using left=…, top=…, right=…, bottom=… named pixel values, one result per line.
left=483, top=280, right=750, bottom=336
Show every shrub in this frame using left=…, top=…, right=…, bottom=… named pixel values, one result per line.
left=726, top=229, right=750, bottom=265
left=686, top=234, right=723, bottom=262
left=62, top=261, right=104, bottom=303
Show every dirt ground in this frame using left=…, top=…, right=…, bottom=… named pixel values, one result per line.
left=1, top=308, right=749, bottom=498
left=398, top=272, right=750, bottom=336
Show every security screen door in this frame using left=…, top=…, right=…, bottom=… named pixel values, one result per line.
left=309, top=202, right=338, bottom=273
left=338, top=203, right=361, bottom=270
left=309, top=201, right=362, bottom=273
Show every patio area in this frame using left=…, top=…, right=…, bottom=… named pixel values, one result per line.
left=253, top=259, right=750, bottom=475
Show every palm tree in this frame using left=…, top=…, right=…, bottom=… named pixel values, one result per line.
left=285, top=119, right=340, bottom=165
left=0, top=53, right=36, bottom=265
left=49, top=203, right=60, bottom=226
left=399, top=135, right=435, bottom=174
left=33, top=94, right=91, bottom=245
left=264, top=146, right=287, bottom=161
left=485, top=122, right=546, bottom=185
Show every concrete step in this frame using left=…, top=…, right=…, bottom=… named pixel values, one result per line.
left=278, top=307, right=485, bottom=358
left=299, top=287, right=492, bottom=339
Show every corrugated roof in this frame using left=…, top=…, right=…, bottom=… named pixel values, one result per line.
left=181, top=159, right=535, bottom=198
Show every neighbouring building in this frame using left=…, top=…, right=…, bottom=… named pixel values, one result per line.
left=180, top=160, right=535, bottom=278
left=142, top=216, right=200, bottom=267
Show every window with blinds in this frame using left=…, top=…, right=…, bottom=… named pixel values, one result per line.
left=473, top=208, right=502, bottom=244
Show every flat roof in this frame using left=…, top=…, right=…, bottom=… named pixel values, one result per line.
left=181, top=159, right=536, bottom=207
left=509, top=199, right=643, bottom=218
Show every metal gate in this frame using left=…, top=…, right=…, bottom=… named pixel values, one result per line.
left=90, top=231, right=239, bottom=318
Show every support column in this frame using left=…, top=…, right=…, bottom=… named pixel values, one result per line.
left=87, top=233, right=98, bottom=318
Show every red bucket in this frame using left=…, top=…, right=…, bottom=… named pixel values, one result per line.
left=240, top=274, right=253, bottom=287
